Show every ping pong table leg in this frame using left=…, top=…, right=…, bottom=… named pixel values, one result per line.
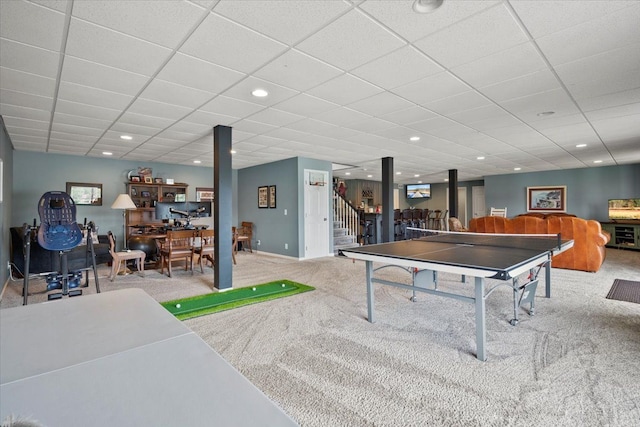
left=366, top=260, right=375, bottom=323
left=545, top=261, right=551, bottom=298
left=475, top=277, right=487, bottom=361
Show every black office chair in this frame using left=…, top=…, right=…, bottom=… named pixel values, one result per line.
left=22, top=191, right=101, bottom=304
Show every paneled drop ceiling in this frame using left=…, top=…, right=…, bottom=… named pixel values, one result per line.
left=1, top=0, right=639, bottom=183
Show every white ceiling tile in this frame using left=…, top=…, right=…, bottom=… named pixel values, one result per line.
left=214, top=0, right=350, bottom=45
left=0, top=38, right=60, bottom=78
left=286, top=118, right=340, bottom=135
left=512, top=0, right=636, bottom=39
left=253, top=49, right=342, bottom=92
left=183, top=110, right=239, bottom=127
left=451, top=42, right=548, bottom=88
left=51, top=122, right=104, bottom=137
left=500, top=88, right=580, bottom=120
left=425, top=91, right=491, bottom=116
left=312, top=107, right=371, bottom=127
left=155, top=53, right=246, bottom=94
left=66, top=18, right=172, bottom=76
left=2, top=125, right=48, bottom=138
left=57, top=81, right=133, bottom=110
left=274, top=94, right=338, bottom=117
left=296, top=9, right=405, bottom=71
left=55, top=99, right=120, bottom=121
left=1, top=89, right=53, bottom=111
left=307, top=74, right=382, bottom=105
left=414, top=4, right=529, bottom=68
left=72, top=0, right=205, bottom=48
left=2, top=115, right=50, bottom=130
left=536, top=3, right=640, bottom=66
left=128, top=98, right=193, bottom=121
left=592, top=114, right=640, bottom=141
left=351, top=46, right=442, bottom=89
left=117, top=112, right=175, bottom=129
left=479, top=69, right=561, bottom=102
left=52, top=112, right=112, bottom=129
left=60, top=56, right=148, bottom=96
left=347, top=92, right=414, bottom=117
left=568, top=69, right=640, bottom=102
left=584, top=103, right=640, bottom=122
left=245, top=108, right=305, bottom=127
left=392, top=71, right=470, bottom=105
left=140, top=79, right=213, bottom=109
left=110, top=121, right=161, bottom=137
left=0, top=104, right=50, bottom=123
left=378, top=106, right=437, bottom=125
left=199, top=96, right=263, bottom=118
left=344, top=117, right=395, bottom=133
left=180, top=13, right=287, bottom=73
left=231, top=119, right=278, bottom=135
left=0, top=67, right=56, bottom=98
left=0, top=0, right=65, bottom=51
left=360, top=0, right=500, bottom=43
left=577, top=88, right=640, bottom=112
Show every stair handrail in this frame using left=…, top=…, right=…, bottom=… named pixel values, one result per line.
left=333, top=190, right=360, bottom=245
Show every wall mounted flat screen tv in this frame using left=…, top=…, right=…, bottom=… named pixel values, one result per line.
left=608, top=198, right=640, bottom=221
left=406, top=183, right=431, bottom=199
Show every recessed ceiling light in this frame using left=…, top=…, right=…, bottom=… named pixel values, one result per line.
left=537, top=111, right=555, bottom=117
left=193, top=160, right=201, bottom=164
left=410, top=136, right=420, bottom=141
left=477, top=156, right=485, bottom=160
left=251, top=88, right=268, bottom=97
left=102, top=151, right=112, bottom=156
left=417, top=180, right=422, bottom=184
left=576, top=144, right=587, bottom=148
left=367, top=174, right=372, bottom=178
left=120, top=135, right=132, bottom=140
left=414, top=174, right=420, bottom=177
left=396, top=172, right=401, bottom=175
left=593, top=160, right=603, bottom=164
left=514, top=167, right=521, bottom=171
left=345, top=172, right=351, bottom=176
left=444, top=178, right=449, bottom=182
left=230, top=150, right=237, bottom=154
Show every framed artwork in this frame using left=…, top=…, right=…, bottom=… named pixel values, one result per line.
left=175, top=194, right=186, bottom=202
left=144, top=176, right=153, bottom=184
left=154, top=177, right=163, bottom=184
left=130, top=175, right=141, bottom=182
left=527, top=186, right=567, bottom=212
left=141, top=191, right=151, bottom=198
left=258, top=186, right=268, bottom=208
left=196, top=187, right=214, bottom=202
left=66, top=182, right=102, bottom=206
left=269, top=185, right=276, bottom=208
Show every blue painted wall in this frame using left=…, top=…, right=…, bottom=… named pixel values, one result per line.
left=484, top=164, right=640, bottom=221
left=10, top=150, right=231, bottom=239
left=237, top=156, right=332, bottom=258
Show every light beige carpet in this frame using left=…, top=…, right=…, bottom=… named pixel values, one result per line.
left=2, top=249, right=640, bottom=426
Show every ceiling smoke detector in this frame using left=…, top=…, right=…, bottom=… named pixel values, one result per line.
left=413, top=0, right=444, bottom=13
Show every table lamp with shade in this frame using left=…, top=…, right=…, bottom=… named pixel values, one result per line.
left=111, top=194, right=137, bottom=251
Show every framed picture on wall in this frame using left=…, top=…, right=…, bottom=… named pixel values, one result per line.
left=269, top=185, right=276, bottom=208
left=258, top=186, right=268, bottom=208
left=66, top=182, right=102, bottom=206
left=196, top=187, right=214, bottom=202
left=527, top=186, right=567, bottom=212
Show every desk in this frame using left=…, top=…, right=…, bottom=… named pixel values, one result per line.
left=0, top=289, right=298, bottom=426
left=341, top=232, right=573, bottom=361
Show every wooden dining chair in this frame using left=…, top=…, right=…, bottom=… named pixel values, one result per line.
left=235, top=221, right=253, bottom=254
left=193, top=229, right=215, bottom=273
left=158, top=229, right=196, bottom=277
left=107, top=231, right=145, bottom=281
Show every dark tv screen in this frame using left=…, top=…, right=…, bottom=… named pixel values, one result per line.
left=406, top=183, right=431, bottom=199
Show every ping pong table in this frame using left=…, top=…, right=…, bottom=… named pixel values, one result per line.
left=0, top=288, right=298, bottom=426
left=341, top=232, right=573, bottom=361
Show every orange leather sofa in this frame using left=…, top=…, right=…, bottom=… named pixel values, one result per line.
left=468, top=215, right=610, bottom=272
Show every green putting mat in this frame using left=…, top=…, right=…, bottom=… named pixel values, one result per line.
left=161, top=279, right=315, bottom=320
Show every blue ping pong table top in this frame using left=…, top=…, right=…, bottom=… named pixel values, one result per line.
left=341, top=233, right=572, bottom=275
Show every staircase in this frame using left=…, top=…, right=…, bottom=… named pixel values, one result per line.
left=333, top=190, right=360, bottom=254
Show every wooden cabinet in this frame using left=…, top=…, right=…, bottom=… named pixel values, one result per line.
left=601, top=222, right=640, bottom=250
left=125, top=182, right=188, bottom=238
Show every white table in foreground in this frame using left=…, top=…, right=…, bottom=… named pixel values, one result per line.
left=1, top=288, right=298, bottom=427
